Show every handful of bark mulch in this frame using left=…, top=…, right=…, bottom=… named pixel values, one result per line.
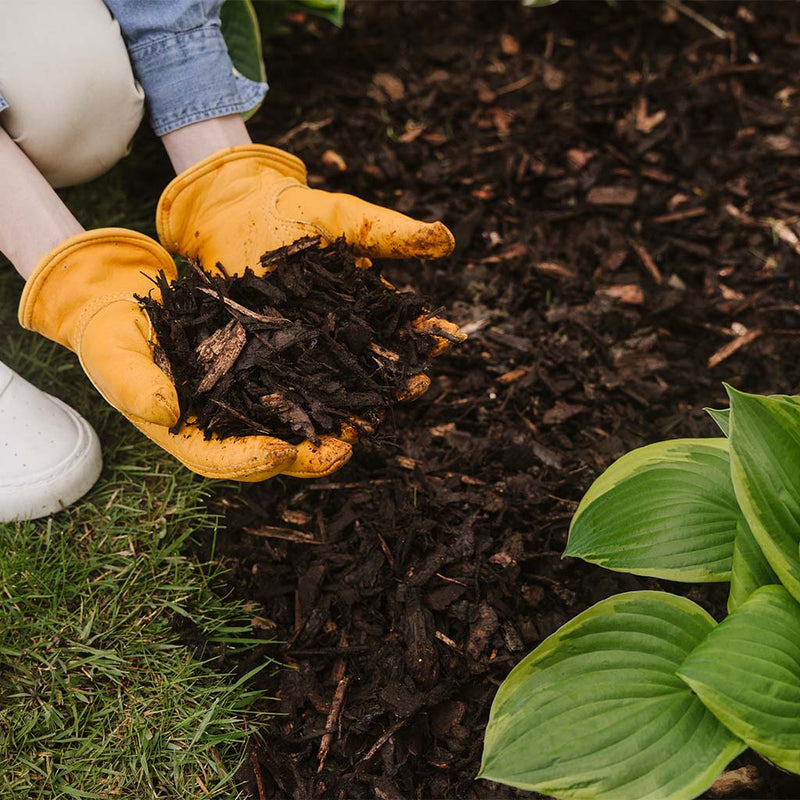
left=138, top=237, right=459, bottom=445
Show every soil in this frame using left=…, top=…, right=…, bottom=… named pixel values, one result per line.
left=197, top=2, right=800, bottom=798
left=141, top=238, right=451, bottom=444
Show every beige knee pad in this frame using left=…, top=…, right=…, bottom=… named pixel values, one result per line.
left=0, top=0, right=145, bottom=188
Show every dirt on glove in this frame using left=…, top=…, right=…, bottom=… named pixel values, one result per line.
left=138, top=237, right=459, bottom=444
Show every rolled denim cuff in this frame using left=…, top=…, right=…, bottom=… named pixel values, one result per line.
left=126, top=23, right=267, bottom=136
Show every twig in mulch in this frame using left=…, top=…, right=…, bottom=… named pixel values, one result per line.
left=316, top=676, right=350, bottom=773
left=317, top=635, right=350, bottom=773
left=629, top=240, right=663, bottom=285
left=708, top=328, right=763, bottom=369
left=666, top=0, right=729, bottom=39
left=250, top=751, right=268, bottom=800
left=353, top=717, right=410, bottom=770
left=242, top=525, right=321, bottom=544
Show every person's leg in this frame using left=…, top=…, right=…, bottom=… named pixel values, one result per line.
left=0, top=126, right=103, bottom=521
left=0, top=0, right=145, bottom=187
left=0, top=0, right=140, bottom=519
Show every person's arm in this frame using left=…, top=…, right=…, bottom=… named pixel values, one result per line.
left=160, top=113, right=251, bottom=174
left=0, top=127, right=83, bottom=279
left=102, top=0, right=266, bottom=144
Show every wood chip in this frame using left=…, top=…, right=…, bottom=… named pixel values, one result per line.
left=259, top=392, right=317, bottom=442
left=772, top=220, right=800, bottom=254
left=597, top=284, right=645, bottom=305
left=708, top=328, right=762, bottom=368
left=566, top=148, right=594, bottom=171
left=321, top=149, right=347, bottom=172
left=535, top=261, right=576, bottom=280
left=243, top=525, right=320, bottom=544
left=543, top=401, right=588, bottom=425
left=195, top=319, right=247, bottom=393
left=709, top=765, right=761, bottom=797
left=634, top=97, right=667, bottom=134
left=369, top=342, right=401, bottom=362
left=435, top=630, right=462, bottom=651
left=466, top=601, right=499, bottom=660
left=651, top=207, right=707, bottom=224
left=496, top=367, right=529, bottom=385
left=282, top=509, right=313, bottom=526
left=587, top=186, right=638, bottom=206
left=500, top=33, right=520, bottom=55
left=531, top=440, right=563, bottom=469
left=371, top=72, right=405, bottom=101
left=629, top=240, right=664, bottom=284
left=195, top=285, right=289, bottom=324
left=152, top=344, right=175, bottom=385
left=542, top=62, right=565, bottom=91
left=317, top=676, right=350, bottom=773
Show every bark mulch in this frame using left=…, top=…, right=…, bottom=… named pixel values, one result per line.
left=194, top=3, right=800, bottom=798
left=141, top=238, right=449, bottom=444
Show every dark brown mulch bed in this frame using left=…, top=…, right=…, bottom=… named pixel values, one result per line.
left=198, top=2, right=800, bottom=798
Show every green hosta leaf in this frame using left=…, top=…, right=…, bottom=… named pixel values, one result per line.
left=727, top=387, right=800, bottom=602
left=298, top=0, right=345, bottom=26
left=253, top=0, right=345, bottom=38
left=479, top=592, right=745, bottom=800
left=709, top=395, right=800, bottom=439
left=727, top=516, right=779, bottom=613
left=678, top=584, right=800, bottom=773
left=708, top=394, right=800, bottom=439
left=221, top=0, right=267, bottom=85
left=566, top=439, right=738, bottom=581
left=705, top=407, right=730, bottom=437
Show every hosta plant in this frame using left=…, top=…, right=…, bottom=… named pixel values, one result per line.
left=480, top=386, right=800, bottom=800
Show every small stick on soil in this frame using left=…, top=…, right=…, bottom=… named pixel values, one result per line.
left=708, top=328, right=762, bottom=368
left=665, top=0, right=729, bottom=39
left=317, top=635, right=350, bottom=773
left=316, top=676, right=349, bottom=773
left=242, top=525, right=321, bottom=544
left=354, top=718, right=409, bottom=769
left=250, top=751, right=268, bottom=800
left=629, top=240, right=663, bottom=285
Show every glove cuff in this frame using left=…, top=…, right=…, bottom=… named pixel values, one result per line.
left=157, top=144, right=307, bottom=253
left=19, top=228, right=177, bottom=350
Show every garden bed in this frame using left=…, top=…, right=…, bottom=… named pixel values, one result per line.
left=201, top=2, right=800, bottom=797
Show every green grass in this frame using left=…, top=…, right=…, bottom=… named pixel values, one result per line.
left=0, top=132, right=270, bottom=799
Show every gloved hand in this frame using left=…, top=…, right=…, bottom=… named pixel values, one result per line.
left=17, top=228, right=350, bottom=481
left=156, top=145, right=464, bottom=474
left=156, top=144, right=456, bottom=274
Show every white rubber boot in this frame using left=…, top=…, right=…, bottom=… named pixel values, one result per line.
left=0, top=360, right=102, bottom=522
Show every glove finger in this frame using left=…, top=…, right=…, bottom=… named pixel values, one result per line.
left=338, top=413, right=381, bottom=444
left=80, top=302, right=181, bottom=427
left=393, top=373, right=431, bottom=403
left=412, top=315, right=467, bottom=357
left=278, top=187, right=455, bottom=260
left=132, top=417, right=299, bottom=482
left=281, top=434, right=352, bottom=478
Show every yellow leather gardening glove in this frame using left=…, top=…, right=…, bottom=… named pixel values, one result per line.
left=156, top=144, right=456, bottom=274
left=17, top=229, right=350, bottom=481
left=156, top=145, right=464, bottom=475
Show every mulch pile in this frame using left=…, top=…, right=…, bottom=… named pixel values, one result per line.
left=191, top=2, right=800, bottom=798
left=140, top=238, right=451, bottom=444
